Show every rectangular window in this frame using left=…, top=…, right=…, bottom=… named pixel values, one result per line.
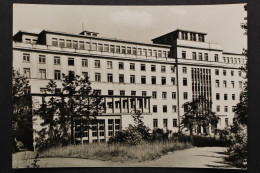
left=86, top=42, right=91, bottom=50
left=127, top=47, right=131, bottom=54
left=239, top=71, right=242, bottom=77
left=59, top=39, right=65, bottom=47
left=119, top=62, right=124, bottom=70
left=23, top=53, right=30, bottom=62
left=152, top=91, right=157, bottom=99
left=223, top=80, right=227, bottom=88
left=215, top=80, right=219, bottom=87
left=161, top=77, right=166, bottom=85
left=54, top=70, right=61, bottom=80
left=163, top=119, right=168, bottom=128
left=98, top=44, right=103, bottom=51
left=204, top=53, right=208, bottom=61
left=92, top=43, right=97, bottom=50
left=224, top=106, right=228, bottom=112
left=183, top=78, right=187, bottom=86
left=162, top=92, right=167, bottom=99
left=95, top=60, right=100, bottom=68
left=110, top=45, right=115, bottom=52
left=192, top=52, right=197, bottom=60
left=231, top=71, right=234, bottom=76
left=107, top=73, right=113, bottom=82
left=68, top=58, right=74, bottom=66
left=232, top=106, right=236, bottom=112
left=225, top=118, right=229, bottom=126
left=116, top=46, right=120, bottom=53
left=163, top=106, right=167, bottom=113
left=130, top=75, right=135, bottom=84
left=232, top=94, right=235, bottom=100
left=171, top=77, right=176, bottom=85
left=151, top=65, right=156, bottom=72
left=171, top=66, right=175, bottom=73
left=133, top=48, right=137, bottom=55
left=130, top=63, right=135, bottom=70
left=148, top=49, right=152, bottom=56
left=231, top=81, right=235, bottom=88
left=141, top=76, right=146, bottom=84
left=153, top=50, right=157, bottom=57
left=216, top=105, right=220, bottom=112
left=131, top=91, right=136, bottom=96
left=173, top=119, right=177, bottom=127
left=108, top=90, right=114, bottom=95
left=52, top=38, right=58, bottom=46
left=151, top=76, right=156, bottom=84
left=104, top=44, right=109, bottom=52
left=153, top=105, right=157, bottom=113
left=153, top=119, right=158, bottom=128
left=239, top=81, right=243, bottom=89
left=182, top=51, right=186, bottom=59
left=66, top=40, right=72, bottom=48
left=120, top=90, right=125, bottom=96
left=79, top=41, right=84, bottom=50
left=95, top=73, right=101, bottom=82
left=54, top=56, right=60, bottom=65
left=161, top=66, right=166, bottom=73
left=215, top=69, right=219, bottom=75
left=214, top=54, right=219, bottom=62
left=142, top=91, right=147, bottom=96
left=216, top=93, right=220, bottom=100
left=158, top=50, right=162, bottom=57
left=138, top=48, right=142, bottom=56
left=143, top=49, right=147, bottom=56
left=183, top=67, right=187, bottom=74
left=107, top=61, right=113, bottom=69
left=172, top=92, right=176, bottom=99
left=172, top=105, right=177, bottom=113
left=39, top=69, right=46, bottom=79
left=82, top=72, right=88, bottom=78
left=224, top=94, right=228, bottom=100
left=183, top=92, right=188, bottom=99
left=82, top=59, right=88, bottom=67
left=119, top=74, right=124, bottom=83
left=39, top=55, right=46, bottom=64
left=141, top=64, right=146, bottom=71
left=199, top=53, right=203, bottom=61
left=223, top=70, right=226, bottom=76
left=72, top=41, right=78, bottom=49
left=162, top=51, right=166, bottom=57
left=121, top=46, right=126, bottom=54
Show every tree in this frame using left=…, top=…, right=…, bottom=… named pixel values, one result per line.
left=36, top=73, right=103, bottom=150
left=12, top=70, right=33, bottom=150
left=180, top=96, right=218, bottom=138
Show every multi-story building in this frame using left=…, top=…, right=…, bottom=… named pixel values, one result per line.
left=12, top=28, right=246, bottom=143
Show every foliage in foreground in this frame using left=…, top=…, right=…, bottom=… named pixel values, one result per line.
left=40, top=141, right=192, bottom=162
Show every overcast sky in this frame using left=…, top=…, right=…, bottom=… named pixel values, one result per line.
left=13, top=3, right=247, bottom=53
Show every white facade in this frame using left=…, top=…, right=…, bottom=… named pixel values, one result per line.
left=13, top=29, right=246, bottom=143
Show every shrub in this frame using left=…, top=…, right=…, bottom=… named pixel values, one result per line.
left=151, top=128, right=169, bottom=141
left=108, top=127, right=142, bottom=145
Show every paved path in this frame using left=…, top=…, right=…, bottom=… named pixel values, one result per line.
left=13, top=147, right=237, bottom=169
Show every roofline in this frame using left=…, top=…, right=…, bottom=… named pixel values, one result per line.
left=13, top=30, right=39, bottom=37
left=152, top=29, right=207, bottom=41
left=38, top=30, right=171, bottom=48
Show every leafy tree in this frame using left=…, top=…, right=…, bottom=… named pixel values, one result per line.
left=36, top=73, right=103, bottom=150
left=12, top=70, right=33, bottom=150
left=180, top=96, right=218, bottom=138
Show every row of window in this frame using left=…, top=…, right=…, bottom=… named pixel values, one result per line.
left=152, top=105, right=177, bottom=113
left=182, top=51, right=211, bottom=61
left=153, top=118, right=178, bottom=128
left=216, top=105, right=237, bottom=113
left=215, top=69, right=242, bottom=77
left=223, top=56, right=245, bottom=65
left=51, top=38, right=170, bottom=58
left=215, top=80, right=243, bottom=89
left=23, top=54, right=175, bottom=73
left=216, top=93, right=237, bottom=101
left=180, top=32, right=205, bottom=42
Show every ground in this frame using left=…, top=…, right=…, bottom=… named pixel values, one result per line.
left=12, top=147, right=238, bottom=169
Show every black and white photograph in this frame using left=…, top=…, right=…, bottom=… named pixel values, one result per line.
left=12, top=3, right=248, bottom=169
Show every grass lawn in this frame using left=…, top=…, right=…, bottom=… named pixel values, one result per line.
left=39, top=141, right=192, bottom=162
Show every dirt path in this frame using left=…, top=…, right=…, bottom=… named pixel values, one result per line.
left=12, top=147, right=237, bottom=169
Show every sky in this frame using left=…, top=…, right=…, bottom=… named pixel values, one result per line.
left=13, top=4, right=247, bottom=53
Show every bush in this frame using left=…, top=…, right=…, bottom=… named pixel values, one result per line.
left=152, top=128, right=170, bottom=141
left=108, top=127, right=142, bottom=145
left=226, top=123, right=247, bottom=168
